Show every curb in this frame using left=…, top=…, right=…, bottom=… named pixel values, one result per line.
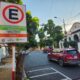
left=22, top=68, right=30, bottom=80
left=22, top=68, right=26, bottom=80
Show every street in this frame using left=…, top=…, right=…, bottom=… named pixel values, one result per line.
left=23, top=50, right=80, bottom=80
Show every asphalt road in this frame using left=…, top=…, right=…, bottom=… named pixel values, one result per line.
left=23, top=50, right=80, bottom=80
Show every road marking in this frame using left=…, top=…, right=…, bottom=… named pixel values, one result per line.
left=30, top=72, right=57, bottom=78
left=61, top=79, right=71, bottom=80
left=28, top=67, right=52, bottom=73
left=28, top=67, right=72, bottom=80
left=50, top=67, right=72, bottom=80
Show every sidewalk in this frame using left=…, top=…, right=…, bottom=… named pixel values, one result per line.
left=22, top=49, right=33, bottom=80
left=0, top=56, right=12, bottom=80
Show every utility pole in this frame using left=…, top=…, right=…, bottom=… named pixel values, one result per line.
left=54, top=17, right=67, bottom=36
left=63, top=19, right=67, bottom=36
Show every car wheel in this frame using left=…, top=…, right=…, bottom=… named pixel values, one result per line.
left=59, top=59, right=64, bottom=67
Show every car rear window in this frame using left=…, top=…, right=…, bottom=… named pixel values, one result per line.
left=66, top=50, right=78, bottom=55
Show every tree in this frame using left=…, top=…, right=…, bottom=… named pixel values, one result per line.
left=68, top=40, right=78, bottom=49
left=38, top=28, right=45, bottom=48
left=43, top=19, right=55, bottom=46
left=26, top=11, right=39, bottom=48
left=63, top=38, right=69, bottom=48
left=0, top=0, right=23, bottom=4
left=44, top=19, right=55, bottom=37
left=45, top=38, right=53, bottom=46
left=44, top=19, right=64, bottom=48
left=54, top=26, right=64, bottom=47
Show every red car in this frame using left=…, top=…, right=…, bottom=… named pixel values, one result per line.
left=48, top=48, right=80, bottom=66
left=43, top=46, right=53, bottom=53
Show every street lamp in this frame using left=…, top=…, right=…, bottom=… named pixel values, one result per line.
left=54, top=17, right=67, bottom=35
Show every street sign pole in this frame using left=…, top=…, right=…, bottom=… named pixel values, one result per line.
left=12, top=44, right=16, bottom=80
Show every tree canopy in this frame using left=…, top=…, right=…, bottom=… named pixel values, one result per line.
left=26, top=11, right=39, bottom=48
left=0, top=0, right=23, bottom=4
left=43, top=19, right=64, bottom=47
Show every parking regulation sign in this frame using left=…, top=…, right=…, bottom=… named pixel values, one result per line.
left=0, top=2, right=27, bottom=43
left=2, top=5, right=24, bottom=24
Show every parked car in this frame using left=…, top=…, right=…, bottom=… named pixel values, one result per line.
left=48, top=48, right=80, bottom=66
left=43, top=46, right=53, bottom=53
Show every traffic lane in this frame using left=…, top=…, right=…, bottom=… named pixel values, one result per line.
left=23, top=50, right=80, bottom=80
left=23, top=50, right=50, bottom=70
left=49, top=59, right=80, bottom=79
left=30, top=73, right=66, bottom=80
left=28, top=67, right=72, bottom=80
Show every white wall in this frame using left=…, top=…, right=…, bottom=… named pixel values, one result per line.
left=78, top=42, right=80, bottom=52
left=0, top=47, right=9, bottom=62
left=0, top=48, right=3, bottom=62
left=70, top=22, right=80, bottom=33
left=59, top=40, right=64, bottom=49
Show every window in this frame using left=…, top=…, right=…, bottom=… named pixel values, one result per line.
left=66, top=50, right=78, bottom=55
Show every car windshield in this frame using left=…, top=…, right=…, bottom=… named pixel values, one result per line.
left=66, top=50, right=78, bottom=55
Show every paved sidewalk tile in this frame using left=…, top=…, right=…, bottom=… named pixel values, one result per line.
left=0, top=56, right=12, bottom=80
left=0, top=68, right=11, bottom=80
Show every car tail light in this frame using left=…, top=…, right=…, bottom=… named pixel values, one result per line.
left=66, top=56, right=73, bottom=59
left=78, top=54, right=80, bottom=57
left=66, top=55, right=73, bottom=59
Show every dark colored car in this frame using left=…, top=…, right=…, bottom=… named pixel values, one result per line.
left=43, top=46, right=53, bottom=53
left=48, top=48, right=80, bottom=66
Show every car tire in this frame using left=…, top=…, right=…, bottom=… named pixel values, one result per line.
left=59, top=59, right=64, bottom=67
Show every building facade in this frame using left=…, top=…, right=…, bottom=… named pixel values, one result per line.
left=0, top=44, right=9, bottom=62
left=59, top=22, right=80, bottom=51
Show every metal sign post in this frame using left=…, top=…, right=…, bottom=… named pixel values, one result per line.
left=12, top=44, right=16, bottom=80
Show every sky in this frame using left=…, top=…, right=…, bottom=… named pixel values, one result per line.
left=23, top=0, right=80, bottom=31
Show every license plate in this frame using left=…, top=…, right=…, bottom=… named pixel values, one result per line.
left=74, top=56, right=77, bottom=59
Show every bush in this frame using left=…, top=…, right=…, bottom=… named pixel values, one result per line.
left=63, top=41, right=69, bottom=48
left=68, top=41, right=77, bottom=49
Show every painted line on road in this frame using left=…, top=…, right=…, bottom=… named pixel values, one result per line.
left=30, top=72, right=57, bottom=78
left=28, top=67, right=52, bottom=73
left=28, top=67, right=72, bottom=80
left=50, top=67, right=72, bottom=80
left=61, top=79, right=71, bottom=80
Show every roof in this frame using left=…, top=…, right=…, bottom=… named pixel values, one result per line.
left=53, top=48, right=76, bottom=52
left=70, top=22, right=80, bottom=33
left=62, top=48, right=76, bottom=51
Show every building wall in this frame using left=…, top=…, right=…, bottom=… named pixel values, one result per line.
left=59, top=22, right=80, bottom=50
left=70, top=22, right=80, bottom=33
left=59, top=40, right=64, bottom=48
left=0, top=45, right=9, bottom=62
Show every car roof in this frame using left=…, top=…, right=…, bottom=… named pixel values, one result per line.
left=62, top=48, right=76, bottom=51
left=53, top=48, right=76, bottom=52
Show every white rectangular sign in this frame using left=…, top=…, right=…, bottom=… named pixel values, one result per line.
left=0, top=2, right=27, bottom=43
left=0, top=2, right=26, bottom=26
